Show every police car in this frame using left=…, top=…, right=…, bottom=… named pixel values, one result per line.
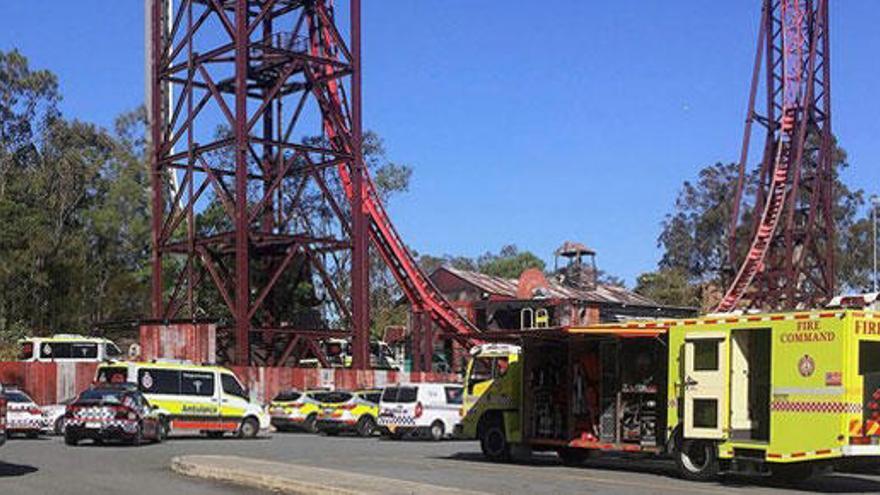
left=64, top=384, right=165, bottom=446
left=4, top=388, right=47, bottom=438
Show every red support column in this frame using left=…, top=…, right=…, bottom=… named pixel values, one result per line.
left=350, top=0, right=370, bottom=370
left=234, top=0, right=251, bottom=365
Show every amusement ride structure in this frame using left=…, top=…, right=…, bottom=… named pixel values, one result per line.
left=719, top=0, right=835, bottom=312
left=148, top=0, right=477, bottom=367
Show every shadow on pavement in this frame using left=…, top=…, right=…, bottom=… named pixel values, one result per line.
left=442, top=452, right=880, bottom=493
left=0, top=461, right=38, bottom=478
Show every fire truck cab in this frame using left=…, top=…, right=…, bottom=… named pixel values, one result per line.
left=459, top=310, right=880, bottom=480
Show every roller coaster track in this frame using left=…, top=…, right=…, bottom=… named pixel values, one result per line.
left=309, top=15, right=480, bottom=342
left=716, top=119, right=794, bottom=312
left=717, top=0, right=833, bottom=312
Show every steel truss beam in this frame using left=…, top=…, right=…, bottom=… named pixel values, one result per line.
left=723, top=0, right=834, bottom=311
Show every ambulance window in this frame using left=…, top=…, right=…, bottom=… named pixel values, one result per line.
left=859, top=342, right=880, bottom=375
left=693, top=341, right=720, bottom=371
left=139, top=369, right=181, bottom=395
left=363, top=392, right=381, bottom=404
left=469, top=357, right=493, bottom=384
left=71, top=343, right=98, bottom=359
left=19, top=342, right=34, bottom=360
left=182, top=371, right=215, bottom=397
left=445, top=386, right=463, bottom=405
left=692, top=398, right=718, bottom=428
left=221, top=374, right=248, bottom=400
left=40, top=342, right=72, bottom=359
left=105, top=343, right=123, bottom=359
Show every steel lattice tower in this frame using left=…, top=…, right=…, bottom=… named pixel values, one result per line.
left=149, top=0, right=370, bottom=366
left=149, top=0, right=479, bottom=367
left=720, top=0, right=835, bottom=312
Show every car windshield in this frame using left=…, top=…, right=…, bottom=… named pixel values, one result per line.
left=381, top=386, right=417, bottom=403
left=5, top=391, right=32, bottom=403
left=76, top=389, right=124, bottom=404
left=273, top=391, right=302, bottom=402
left=313, top=391, right=352, bottom=404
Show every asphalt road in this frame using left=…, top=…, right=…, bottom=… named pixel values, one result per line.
left=3, top=432, right=880, bottom=495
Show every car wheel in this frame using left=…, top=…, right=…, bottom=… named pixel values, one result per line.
left=480, top=419, right=511, bottom=462
left=357, top=416, right=376, bottom=437
left=64, top=431, right=79, bottom=446
left=429, top=421, right=445, bottom=442
left=675, top=439, right=719, bottom=482
left=156, top=419, right=168, bottom=443
left=239, top=417, right=259, bottom=439
left=131, top=422, right=144, bottom=446
left=303, top=414, right=318, bottom=434
left=54, top=417, right=66, bottom=436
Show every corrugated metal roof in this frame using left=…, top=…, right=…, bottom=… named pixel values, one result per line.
left=438, top=267, right=662, bottom=307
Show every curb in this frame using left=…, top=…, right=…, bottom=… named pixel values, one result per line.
left=171, top=455, right=486, bottom=495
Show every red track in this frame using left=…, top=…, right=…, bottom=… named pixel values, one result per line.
left=310, top=18, right=480, bottom=342
left=716, top=120, right=794, bottom=312
left=717, top=0, right=820, bottom=312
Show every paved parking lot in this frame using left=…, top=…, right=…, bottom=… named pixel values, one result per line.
left=3, top=432, right=880, bottom=494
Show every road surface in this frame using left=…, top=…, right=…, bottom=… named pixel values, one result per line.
left=2, top=433, right=880, bottom=494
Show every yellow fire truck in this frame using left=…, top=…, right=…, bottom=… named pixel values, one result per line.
left=458, top=309, right=880, bottom=480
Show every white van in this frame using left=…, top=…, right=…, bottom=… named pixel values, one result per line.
left=19, top=335, right=123, bottom=362
left=378, top=383, right=463, bottom=441
left=95, top=361, right=270, bottom=438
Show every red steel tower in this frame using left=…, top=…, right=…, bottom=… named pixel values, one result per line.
left=719, top=0, right=834, bottom=312
left=149, top=0, right=477, bottom=366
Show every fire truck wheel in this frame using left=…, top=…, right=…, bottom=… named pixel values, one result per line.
left=480, top=419, right=511, bottom=462
left=239, top=417, right=259, bottom=439
left=357, top=416, right=377, bottom=437
left=303, top=414, right=318, bottom=433
left=429, top=421, right=445, bottom=441
left=675, top=439, right=719, bottom=481
left=557, top=448, right=591, bottom=467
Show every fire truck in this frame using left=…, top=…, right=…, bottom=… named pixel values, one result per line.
left=458, top=309, right=880, bottom=480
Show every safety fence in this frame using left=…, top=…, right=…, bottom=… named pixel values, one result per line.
left=0, top=361, right=459, bottom=406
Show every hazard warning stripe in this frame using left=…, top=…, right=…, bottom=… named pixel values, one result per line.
left=850, top=419, right=880, bottom=436
left=766, top=448, right=840, bottom=460
left=770, top=401, right=861, bottom=414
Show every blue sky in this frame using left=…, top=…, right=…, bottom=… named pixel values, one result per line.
left=2, top=1, right=878, bottom=286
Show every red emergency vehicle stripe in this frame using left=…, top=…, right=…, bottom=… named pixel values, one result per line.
left=171, top=420, right=239, bottom=431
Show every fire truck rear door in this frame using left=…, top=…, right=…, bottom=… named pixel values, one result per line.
left=683, top=332, right=729, bottom=440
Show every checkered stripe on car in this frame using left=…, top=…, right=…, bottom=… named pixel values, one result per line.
left=8, top=417, right=45, bottom=429
left=770, top=401, right=861, bottom=414
left=378, top=415, right=416, bottom=426
left=66, top=417, right=139, bottom=431
left=73, top=407, right=116, bottom=419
